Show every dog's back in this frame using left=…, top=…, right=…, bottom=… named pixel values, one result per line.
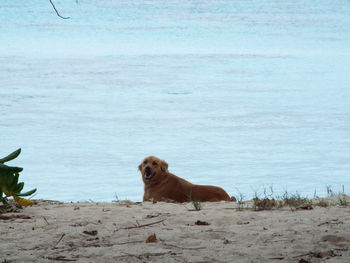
left=145, top=172, right=231, bottom=202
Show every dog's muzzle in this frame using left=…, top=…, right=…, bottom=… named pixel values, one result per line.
left=144, top=166, right=153, bottom=180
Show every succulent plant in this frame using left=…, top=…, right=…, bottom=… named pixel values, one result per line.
left=0, top=149, right=36, bottom=206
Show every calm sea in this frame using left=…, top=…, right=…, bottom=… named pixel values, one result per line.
left=1, top=0, right=349, bottom=201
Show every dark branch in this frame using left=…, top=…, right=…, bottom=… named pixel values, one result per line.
left=49, top=0, right=70, bottom=19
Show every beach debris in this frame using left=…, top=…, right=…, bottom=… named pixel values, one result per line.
left=46, top=256, right=77, bottom=262
left=321, top=234, right=349, bottom=247
left=145, top=234, right=157, bottom=243
left=253, top=197, right=277, bottom=210
left=223, top=239, right=236, bottom=244
left=86, top=237, right=99, bottom=242
left=144, top=212, right=171, bottom=219
left=163, top=243, right=206, bottom=250
left=318, top=219, right=343, bottom=227
left=83, top=230, right=98, bottom=236
left=0, top=149, right=36, bottom=206
left=43, top=216, right=50, bottom=225
left=294, top=249, right=340, bottom=261
left=115, top=252, right=170, bottom=259
left=237, top=221, right=250, bottom=225
left=53, top=233, right=66, bottom=248
left=195, top=220, right=210, bottom=226
left=296, top=204, right=313, bottom=210
left=0, top=214, right=32, bottom=220
left=0, top=215, right=12, bottom=220
left=0, top=201, right=21, bottom=214
left=121, top=218, right=166, bottom=230
left=313, top=250, right=337, bottom=258
left=145, top=212, right=161, bottom=219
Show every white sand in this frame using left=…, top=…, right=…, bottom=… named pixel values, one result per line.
left=1, top=196, right=350, bottom=263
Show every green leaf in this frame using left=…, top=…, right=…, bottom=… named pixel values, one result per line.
left=0, top=173, right=7, bottom=185
left=13, top=173, right=19, bottom=185
left=5, top=173, right=14, bottom=187
left=0, top=148, right=21, bottom=164
left=0, top=164, right=23, bottom=173
left=17, top=188, right=37, bottom=197
left=13, top=182, right=24, bottom=194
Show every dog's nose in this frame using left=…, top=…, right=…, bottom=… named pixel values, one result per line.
left=145, top=166, right=152, bottom=176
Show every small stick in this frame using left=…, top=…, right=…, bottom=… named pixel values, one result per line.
left=292, top=252, right=312, bottom=258
left=318, top=220, right=343, bottom=227
left=115, top=240, right=144, bottom=245
left=43, top=216, right=50, bottom=225
left=47, top=257, right=76, bottom=262
left=115, top=252, right=170, bottom=259
left=53, top=233, right=66, bottom=248
left=121, top=219, right=166, bottom=230
left=163, top=243, right=206, bottom=250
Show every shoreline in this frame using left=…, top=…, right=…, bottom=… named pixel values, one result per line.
left=1, top=195, right=350, bottom=263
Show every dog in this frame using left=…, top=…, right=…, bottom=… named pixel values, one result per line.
left=138, top=156, right=233, bottom=202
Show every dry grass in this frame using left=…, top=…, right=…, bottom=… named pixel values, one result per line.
left=234, top=186, right=349, bottom=211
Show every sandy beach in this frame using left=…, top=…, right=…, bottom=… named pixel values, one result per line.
left=1, top=196, right=350, bottom=263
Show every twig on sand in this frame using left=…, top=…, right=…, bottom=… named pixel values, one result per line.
left=49, top=0, right=70, bottom=19
left=53, top=233, right=66, bottom=248
left=115, top=240, right=144, bottom=245
left=318, top=219, right=343, bottom=227
left=292, top=252, right=312, bottom=258
left=43, top=216, right=50, bottom=225
left=162, top=243, right=206, bottom=250
left=115, top=252, right=170, bottom=259
left=47, top=256, right=77, bottom=262
left=121, top=219, right=166, bottom=230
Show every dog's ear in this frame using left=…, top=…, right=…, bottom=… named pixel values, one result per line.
left=160, top=160, right=168, bottom=172
left=138, top=163, right=142, bottom=171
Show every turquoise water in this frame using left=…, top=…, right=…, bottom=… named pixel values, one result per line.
left=1, top=0, right=350, bottom=201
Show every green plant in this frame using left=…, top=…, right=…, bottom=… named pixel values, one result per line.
left=112, top=193, right=120, bottom=203
left=0, top=149, right=36, bottom=206
left=236, top=191, right=245, bottom=211
left=282, top=191, right=311, bottom=208
left=251, top=186, right=277, bottom=211
left=253, top=197, right=277, bottom=211
left=326, top=185, right=336, bottom=197
left=188, top=192, right=202, bottom=211
left=263, top=186, right=274, bottom=199
left=338, top=195, right=348, bottom=206
left=314, top=199, right=329, bottom=207
left=191, top=199, right=202, bottom=211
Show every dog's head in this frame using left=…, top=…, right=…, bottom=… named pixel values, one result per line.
left=138, top=156, right=168, bottom=183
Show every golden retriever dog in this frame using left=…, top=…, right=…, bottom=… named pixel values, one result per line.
left=138, top=156, right=232, bottom=202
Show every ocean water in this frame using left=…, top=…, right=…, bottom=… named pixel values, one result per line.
left=1, top=0, right=349, bottom=202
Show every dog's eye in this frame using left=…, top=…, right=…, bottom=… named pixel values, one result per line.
left=152, top=161, right=158, bottom=166
left=143, top=160, right=148, bottom=165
